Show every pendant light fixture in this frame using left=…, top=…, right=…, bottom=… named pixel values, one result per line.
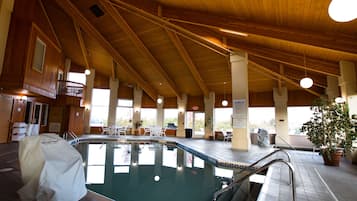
left=299, top=53, right=313, bottom=89
left=221, top=82, right=228, bottom=106
left=328, top=0, right=357, bottom=22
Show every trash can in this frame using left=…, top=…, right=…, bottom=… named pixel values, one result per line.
left=185, top=128, right=192, bottom=138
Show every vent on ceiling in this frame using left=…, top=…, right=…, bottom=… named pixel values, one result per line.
left=89, top=4, right=104, bottom=17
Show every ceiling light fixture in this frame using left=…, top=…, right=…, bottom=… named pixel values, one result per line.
left=157, top=97, right=163, bottom=104
left=328, top=0, right=357, bottom=22
left=84, top=69, right=91, bottom=75
left=219, top=29, right=248, bottom=37
left=299, top=53, right=313, bottom=89
left=222, top=82, right=228, bottom=106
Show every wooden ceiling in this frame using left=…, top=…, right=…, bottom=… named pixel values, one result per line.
left=41, top=0, right=357, bottom=101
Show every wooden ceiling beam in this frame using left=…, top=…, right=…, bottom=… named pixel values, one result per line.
left=249, top=57, right=321, bottom=97
left=250, top=55, right=327, bottom=88
left=166, top=30, right=210, bottom=97
left=38, top=0, right=62, bottom=50
left=73, top=22, right=91, bottom=70
left=171, top=22, right=340, bottom=77
left=160, top=6, right=357, bottom=56
left=100, top=0, right=181, bottom=98
left=54, top=0, right=157, bottom=100
left=106, top=0, right=230, bottom=57
left=227, top=38, right=340, bottom=77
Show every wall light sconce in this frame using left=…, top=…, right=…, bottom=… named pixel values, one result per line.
left=157, top=97, right=163, bottom=104
left=84, top=104, right=91, bottom=111
left=134, top=107, right=141, bottom=113
left=335, top=97, right=346, bottom=104
left=16, top=95, right=27, bottom=102
left=178, top=107, right=185, bottom=114
left=328, top=0, right=357, bottom=22
left=84, top=69, right=91, bottom=75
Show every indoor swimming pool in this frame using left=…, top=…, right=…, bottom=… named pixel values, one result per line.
left=75, top=141, right=248, bottom=201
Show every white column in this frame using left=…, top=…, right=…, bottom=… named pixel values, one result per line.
left=0, top=0, right=14, bottom=76
left=63, top=58, right=71, bottom=80
left=230, top=52, right=250, bottom=151
left=83, top=69, right=95, bottom=133
left=325, top=76, right=339, bottom=101
left=107, top=78, right=119, bottom=127
left=132, top=86, right=142, bottom=133
left=339, top=61, right=356, bottom=102
left=204, top=92, right=215, bottom=139
left=156, top=95, right=164, bottom=127
left=273, top=87, right=289, bottom=146
left=177, top=94, right=187, bottom=138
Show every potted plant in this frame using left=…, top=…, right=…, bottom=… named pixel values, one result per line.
left=301, top=98, right=356, bottom=166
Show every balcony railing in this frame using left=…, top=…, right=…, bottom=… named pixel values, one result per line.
left=57, top=80, right=86, bottom=98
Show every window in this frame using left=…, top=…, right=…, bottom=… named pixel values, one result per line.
left=87, top=144, right=106, bottom=184
left=162, top=145, right=177, bottom=168
left=90, top=89, right=110, bottom=126
left=138, top=144, right=155, bottom=165
left=214, top=108, right=233, bottom=131
left=141, top=108, right=157, bottom=127
left=32, top=37, right=46, bottom=73
left=164, top=109, right=178, bottom=127
left=114, top=144, right=131, bottom=173
left=116, top=99, right=133, bottom=127
left=248, top=107, right=275, bottom=133
left=288, top=106, right=313, bottom=135
left=68, top=72, right=86, bottom=85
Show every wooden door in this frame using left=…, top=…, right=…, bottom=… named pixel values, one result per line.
left=68, top=106, right=84, bottom=135
left=0, top=96, right=13, bottom=143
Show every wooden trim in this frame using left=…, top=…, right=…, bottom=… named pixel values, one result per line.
left=100, top=0, right=181, bottom=99
left=166, top=30, right=209, bottom=97
left=38, top=0, right=62, bottom=49
left=32, top=23, right=61, bottom=53
left=54, top=0, right=157, bottom=101
left=73, top=22, right=91, bottom=70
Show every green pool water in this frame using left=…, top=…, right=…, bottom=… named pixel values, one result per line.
left=76, top=141, right=238, bottom=201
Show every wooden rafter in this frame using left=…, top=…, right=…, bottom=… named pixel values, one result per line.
left=73, top=22, right=91, bottom=70
left=227, top=38, right=339, bottom=77
left=160, top=6, right=357, bottom=56
left=249, top=60, right=321, bottom=97
left=100, top=0, right=181, bottom=98
left=171, top=22, right=340, bottom=77
left=54, top=0, right=157, bottom=100
left=38, top=0, right=62, bottom=49
left=249, top=55, right=327, bottom=88
left=112, top=60, right=118, bottom=79
left=166, top=30, right=209, bottom=97
left=106, top=0, right=230, bottom=57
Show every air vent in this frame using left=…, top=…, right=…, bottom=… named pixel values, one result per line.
left=89, top=4, right=104, bottom=17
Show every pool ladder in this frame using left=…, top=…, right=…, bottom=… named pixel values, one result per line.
left=213, top=149, right=295, bottom=201
left=63, top=131, right=79, bottom=143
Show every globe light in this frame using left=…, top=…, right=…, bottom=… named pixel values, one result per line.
left=221, top=99, right=228, bottom=106
left=299, top=77, right=313, bottom=89
left=328, top=0, right=357, bottom=22
left=84, top=69, right=91, bottom=75
left=157, top=97, right=163, bottom=104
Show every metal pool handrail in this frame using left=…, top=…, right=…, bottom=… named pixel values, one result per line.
left=236, top=149, right=292, bottom=184
left=213, top=158, right=296, bottom=201
left=63, top=131, right=79, bottom=143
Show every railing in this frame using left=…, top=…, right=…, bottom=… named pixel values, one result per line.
left=213, top=158, right=296, bottom=201
left=57, top=80, right=86, bottom=98
left=236, top=149, right=292, bottom=184
left=63, top=131, right=79, bottom=143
